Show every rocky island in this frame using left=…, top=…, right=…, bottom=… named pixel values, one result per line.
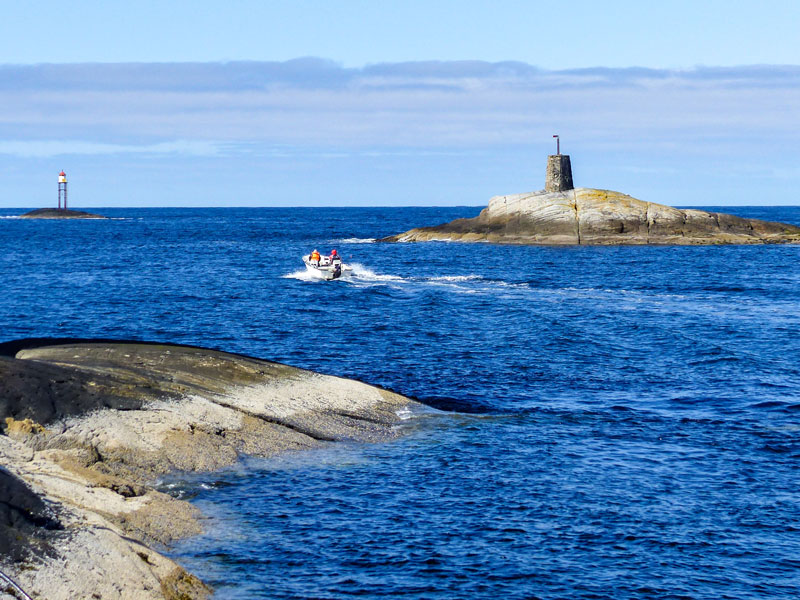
left=384, top=154, right=800, bottom=245
left=0, top=339, right=420, bottom=600
left=18, top=208, right=106, bottom=219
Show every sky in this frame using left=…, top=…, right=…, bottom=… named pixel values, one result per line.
left=1, top=1, right=800, bottom=207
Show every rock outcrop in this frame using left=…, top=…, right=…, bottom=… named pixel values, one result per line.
left=0, top=339, right=420, bottom=600
left=383, top=188, right=800, bottom=245
left=18, top=208, right=105, bottom=219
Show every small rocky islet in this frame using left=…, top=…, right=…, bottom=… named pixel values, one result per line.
left=383, top=155, right=800, bottom=245
left=18, top=208, right=106, bottom=219
left=0, top=338, right=420, bottom=600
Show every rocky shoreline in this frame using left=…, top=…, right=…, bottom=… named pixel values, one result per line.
left=383, top=188, right=800, bottom=245
left=0, top=339, right=421, bottom=600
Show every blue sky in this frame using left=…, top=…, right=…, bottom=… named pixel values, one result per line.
left=1, top=1, right=800, bottom=207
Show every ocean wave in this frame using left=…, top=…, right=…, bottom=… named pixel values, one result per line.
left=395, top=407, right=414, bottom=420
left=348, top=263, right=403, bottom=282
left=426, top=275, right=483, bottom=282
left=336, top=237, right=376, bottom=244
left=282, top=269, right=320, bottom=281
left=282, top=263, right=403, bottom=283
left=284, top=270, right=704, bottom=302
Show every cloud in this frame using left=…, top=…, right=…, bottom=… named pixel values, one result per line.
left=0, top=60, right=799, bottom=155
left=4, top=60, right=800, bottom=92
left=0, top=139, right=223, bottom=157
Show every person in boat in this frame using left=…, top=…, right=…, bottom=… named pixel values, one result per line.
left=330, top=249, right=342, bottom=278
left=310, top=249, right=321, bottom=265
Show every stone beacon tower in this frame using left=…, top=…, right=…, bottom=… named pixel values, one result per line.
left=545, top=135, right=574, bottom=192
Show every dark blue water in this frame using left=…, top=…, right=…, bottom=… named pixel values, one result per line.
left=2, top=206, right=800, bottom=599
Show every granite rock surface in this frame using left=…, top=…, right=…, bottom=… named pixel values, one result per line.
left=383, top=188, right=800, bottom=245
left=0, top=339, right=420, bottom=600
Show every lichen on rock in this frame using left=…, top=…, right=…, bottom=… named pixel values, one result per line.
left=382, top=187, right=800, bottom=245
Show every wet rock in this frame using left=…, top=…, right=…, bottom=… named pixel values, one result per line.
left=160, top=568, right=211, bottom=600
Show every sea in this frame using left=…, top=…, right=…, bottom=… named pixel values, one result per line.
left=1, top=206, right=799, bottom=599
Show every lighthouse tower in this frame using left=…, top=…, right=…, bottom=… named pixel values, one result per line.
left=58, top=171, right=67, bottom=210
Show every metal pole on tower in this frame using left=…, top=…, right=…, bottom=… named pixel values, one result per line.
left=553, top=134, right=560, bottom=155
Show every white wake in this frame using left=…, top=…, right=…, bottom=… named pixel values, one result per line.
left=336, top=237, right=376, bottom=244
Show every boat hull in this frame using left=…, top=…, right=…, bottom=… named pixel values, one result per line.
left=303, top=257, right=352, bottom=280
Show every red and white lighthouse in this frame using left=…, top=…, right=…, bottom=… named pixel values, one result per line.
left=58, top=170, right=67, bottom=210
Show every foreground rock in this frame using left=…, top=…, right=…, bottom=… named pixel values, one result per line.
left=0, top=339, right=420, bottom=600
left=383, top=188, right=800, bottom=245
left=18, top=208, right=106, bottom=219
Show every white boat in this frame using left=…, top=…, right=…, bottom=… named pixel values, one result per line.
left=303, top=253, right=352, bottom=280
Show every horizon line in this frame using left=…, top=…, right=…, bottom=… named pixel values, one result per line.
left=3, top=204, right=800, bottom=210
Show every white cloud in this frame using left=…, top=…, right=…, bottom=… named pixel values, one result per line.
left=0, top=60, right=798, bottom=156
left=0, top=139, right=222, bottom=157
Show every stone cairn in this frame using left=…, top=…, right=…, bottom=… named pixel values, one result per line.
left=545, top=154, right=574, bottom=192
